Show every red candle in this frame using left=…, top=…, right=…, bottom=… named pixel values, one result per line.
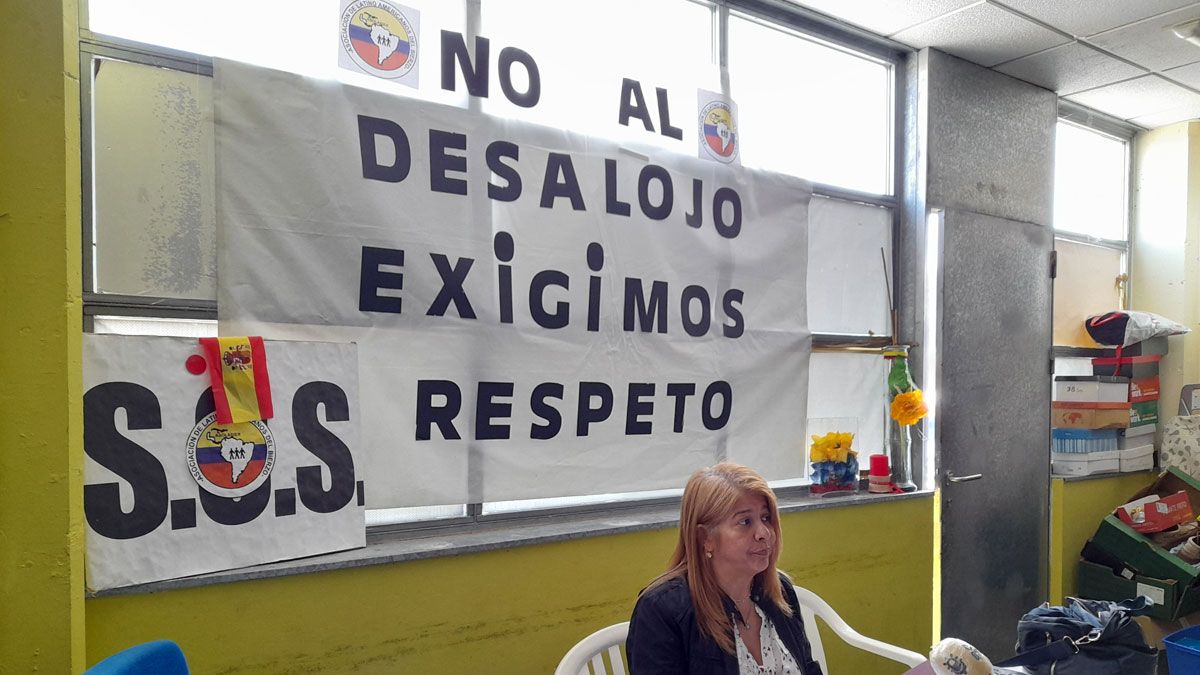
left=869, top=454, right=890, bottom=477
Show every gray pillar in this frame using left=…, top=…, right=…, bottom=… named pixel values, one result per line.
left=902, top=48, right=1056, bottom=658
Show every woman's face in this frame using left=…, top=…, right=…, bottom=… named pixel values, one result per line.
left=705, top=491, right=776, bottom=582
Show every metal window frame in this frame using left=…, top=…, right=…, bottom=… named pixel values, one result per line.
left=78, top=1, right=907, bottom=532
left=1052, top=108, right=1134, bottom=310
left=80, top=32, right=216, bottom=336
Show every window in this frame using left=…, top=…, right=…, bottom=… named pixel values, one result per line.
left=81, top=0, right=905, bottom=529
left=728, top=12, right=894, bottom=195
left=479, top=0, right=716, bottom=150
left=1053, top=120, right=1129, bottom=242
left=86, top=0, right=470, bottom=106
left=1051, top=118, right=1132, bottom=348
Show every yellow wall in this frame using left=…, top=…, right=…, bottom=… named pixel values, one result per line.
left=86, top=496, right=934, bottom=674
left=1131, top=122, right=1200, bottom=425
left=1049, top=473, right=1151, bottom=605
left=0, top=1, right=86, bottom=672
left=1052, top=239, right=1123, bottom=348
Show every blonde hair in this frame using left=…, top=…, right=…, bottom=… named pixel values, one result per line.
left=643, top=462, right=791, bottom=654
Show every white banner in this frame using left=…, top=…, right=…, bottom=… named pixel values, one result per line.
left=215, top=60, right=810, bottom=507
left=82, top=335, right=364, bottom=590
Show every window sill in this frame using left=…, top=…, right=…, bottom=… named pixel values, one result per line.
left=1054, top=469, right=1158, bottom=483
left=87, top=489, right=932, bottom=598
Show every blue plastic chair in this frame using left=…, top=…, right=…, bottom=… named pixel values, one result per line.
left=85, top=640, right=188, bottom=674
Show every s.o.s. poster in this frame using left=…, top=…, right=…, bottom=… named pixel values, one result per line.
left=82, top=334, right=363, bottom=591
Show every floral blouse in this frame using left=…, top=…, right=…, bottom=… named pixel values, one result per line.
left=732, top=604, right=804, bottom=674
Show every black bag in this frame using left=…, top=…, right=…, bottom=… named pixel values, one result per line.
left=1085, top=312, right=1132, bottom=347
left=993, top=596, right=1157, bottom=674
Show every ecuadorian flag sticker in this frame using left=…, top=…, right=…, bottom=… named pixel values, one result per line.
left=199, top=336, right=274, bottom=424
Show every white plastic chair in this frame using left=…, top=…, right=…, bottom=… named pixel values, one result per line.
left=789, top=585, right=927, bottom=671
left=554, top=585, right=927, bottom=674
left=555, top=621, right=630, bottom=675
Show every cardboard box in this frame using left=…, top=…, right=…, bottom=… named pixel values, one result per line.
left=1120, top=425, right=1156, bottom=449
left=1052, top=428, right=1119, bottom=453
left=1102, top=336, right=1170, bottom=358
left=1131, top=400, right=1159, bottom=426
left=1053, top=452, right=1119, bottom=477
left=1134, top=613, right=1200, bottom=652
left=1133, top=614, right=1194, bottom=674
left=1092, top=514, right=1200, bottom=586
left=1092, top=355, right=1161, bottom=379
left=1055, top=375, right=1130, bottom=403
left=1131, top=377, right=1160, bottom=402
left=1078, top=559, right=1200, bottom=620
left=1115, top=490, right=1193, bottom=532
left=1120, top=445, right=1156, bottom=472
left=1089, top=469, right=1200, bottom=586
left=1052, top=401, right=1131, bottom=429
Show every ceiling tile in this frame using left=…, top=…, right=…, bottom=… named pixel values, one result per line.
left=787, top=0, right=978, bottom=37
left=892, top=3, right=1070, bottom=67
left=1128, top=101, right=1200, bottom=126
left=1161, top=60, right=1200, bottom=88
left=1087, top=4, right=1200, bottom=71
left=994, top=0, right=1197, bottom=38
left=1065, top=74, right=1200, bottom=118
left=994, top=41, right=1147, bottom=94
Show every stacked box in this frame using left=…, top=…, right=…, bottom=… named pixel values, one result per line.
left=1102, top=336, right=1169, bottom=358
left=1092, top=354, right=1163, bottom=472
left=1121, top=445, right=1155, bottom=472
left=1092, top=355, right=1163, bottom=379
left=1052, top=378, right=1129, bottom=475
left=1052, top=429, right=1120, bottom=476
left=1078, top=468, right=1200, bottom=619
left=1053, top=428, right=1119, bottom=453
left=1051, top=401, right=1130, bottom=430
left=1055, top=376, right=1130, bottom=403
left=1050, top=349, right=1165, bottom=476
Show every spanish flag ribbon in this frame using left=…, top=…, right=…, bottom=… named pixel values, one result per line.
left=199, top=336, right=274, bottom=424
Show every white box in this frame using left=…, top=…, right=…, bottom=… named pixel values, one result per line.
left=1052, top=451, right=1121, bottom=477
left=1119, top=424, right=1156, bottom=449
left=1055, top=376, right=1130, bottom=403
left=1120, top=445, right=1155, bottom=472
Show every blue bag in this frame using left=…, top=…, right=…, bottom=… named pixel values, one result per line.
left=993, top=597, right=1157, bottom=674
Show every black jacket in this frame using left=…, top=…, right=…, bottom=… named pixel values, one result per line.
left=626, top=573, right=824, bottom=674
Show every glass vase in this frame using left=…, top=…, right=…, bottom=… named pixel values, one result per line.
left=884, top=345, right=918, bottom=492
left=809, top=455, right=860, bottom=494
left=807, top=417, right=860, bottom=495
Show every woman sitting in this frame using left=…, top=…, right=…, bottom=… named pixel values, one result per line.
left=626, top=462, right=823, bottom=674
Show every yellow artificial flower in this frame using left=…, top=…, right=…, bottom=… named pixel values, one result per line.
left=810, top=431, right=856, bottom=464
left=890, top=389, right=928, bottom=426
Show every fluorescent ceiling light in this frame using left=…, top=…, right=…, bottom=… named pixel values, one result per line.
left=1172, top=19, right=1200, bottom=47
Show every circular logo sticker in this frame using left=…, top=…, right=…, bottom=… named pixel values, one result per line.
left=699, top=100, right=738, bottom=164
left=185, top=414, right=276, bottom=498
left=340, top=0, right=418, bottom=79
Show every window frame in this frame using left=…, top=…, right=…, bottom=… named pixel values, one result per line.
left=1052, top=103, right=1137, bottom=311
left=78, top=0, right=911, bottom=533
